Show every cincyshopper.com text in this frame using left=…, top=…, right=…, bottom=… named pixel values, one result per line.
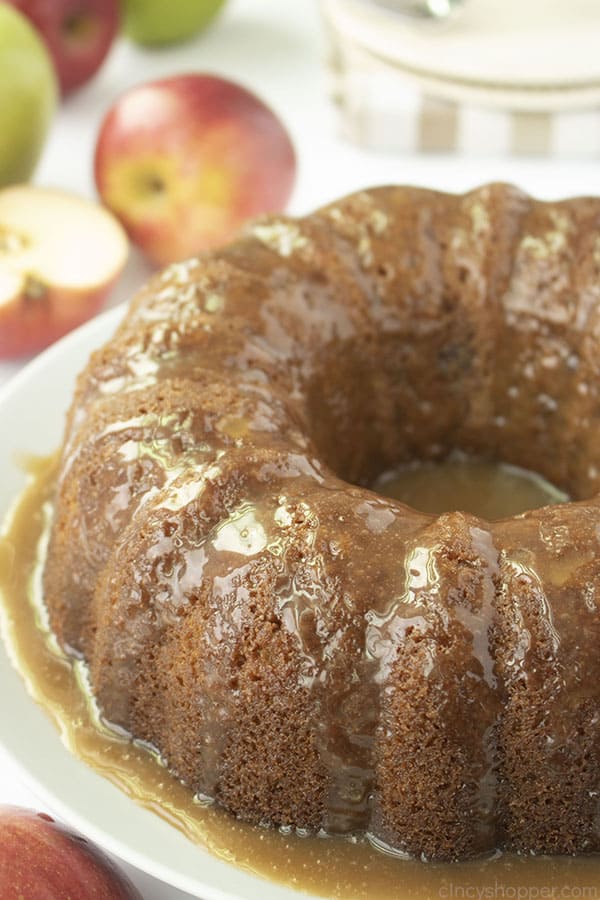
left=439, top=884, right=598, bottom=899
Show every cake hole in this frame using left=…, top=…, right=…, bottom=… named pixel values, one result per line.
left=371, top=454, right=569, bottom=520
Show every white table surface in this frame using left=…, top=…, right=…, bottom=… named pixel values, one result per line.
left=1, top=1, right=600, bottom=896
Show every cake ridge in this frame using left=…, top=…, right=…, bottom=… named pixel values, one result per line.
left=43, top=183, right=600, bottom=861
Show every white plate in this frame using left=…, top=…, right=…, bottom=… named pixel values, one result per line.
left=326, top=0, right=600, bottom=108
left=0, top=306, right=314, bottom=900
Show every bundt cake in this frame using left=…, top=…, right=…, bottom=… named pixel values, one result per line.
left=43, top=183, right=600, bottom=862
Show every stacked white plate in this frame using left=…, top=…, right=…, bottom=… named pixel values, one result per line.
left=323, top=0, right=600, bottom=155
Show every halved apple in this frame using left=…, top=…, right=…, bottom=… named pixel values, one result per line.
left=0, top=186, right=128, bottom=358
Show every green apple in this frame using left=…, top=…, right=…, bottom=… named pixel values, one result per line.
left=123, top=0, right=226, bottom=46
left=0, top=3, right=57, bottom=187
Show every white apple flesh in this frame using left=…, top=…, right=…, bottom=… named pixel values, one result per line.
left=0, top=186, right=128, bottom=358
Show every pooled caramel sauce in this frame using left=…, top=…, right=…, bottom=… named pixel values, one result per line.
left=373, top=457, right=568, bottom=519
left=0, top=457, right=599, bottom=900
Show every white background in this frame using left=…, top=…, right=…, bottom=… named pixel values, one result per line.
left=1, top=0, right=599, bottom=896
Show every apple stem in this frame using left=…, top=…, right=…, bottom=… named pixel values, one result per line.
left=63, top=12, right=96, bottom=43
left=146, top=175, right=166, bottom=194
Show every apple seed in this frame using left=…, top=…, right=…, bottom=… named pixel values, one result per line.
left=0, top=226, right=28, bottom=256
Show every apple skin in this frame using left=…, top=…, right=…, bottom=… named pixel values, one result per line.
left=0, top=806, right=143, bottom=899
left=123, top=0, right=226, bottom=47
left=6, top=0, right=120, bottom=95
left=0, top=277, right=117, bottom=359
left=0, top=3, right=57, bottom=187
left=94, top=74, right=297, bottom=267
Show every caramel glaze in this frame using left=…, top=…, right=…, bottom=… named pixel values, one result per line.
left=2, top=458, right=600, bottom=900
left=372, top=458, right=568, bottom=520
left=42, top=184, right=600, bottom=861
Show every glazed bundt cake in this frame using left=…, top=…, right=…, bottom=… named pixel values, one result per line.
left=44, top=183, right=600, bottom=862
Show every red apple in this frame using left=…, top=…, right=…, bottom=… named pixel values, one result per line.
left=6, top=0, right=120, bottom=95
left=94, top=74, right=297, bottom=267
left=0, top=185, right=128, bottom=359
left=0, top=806, right=142, bottom=899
